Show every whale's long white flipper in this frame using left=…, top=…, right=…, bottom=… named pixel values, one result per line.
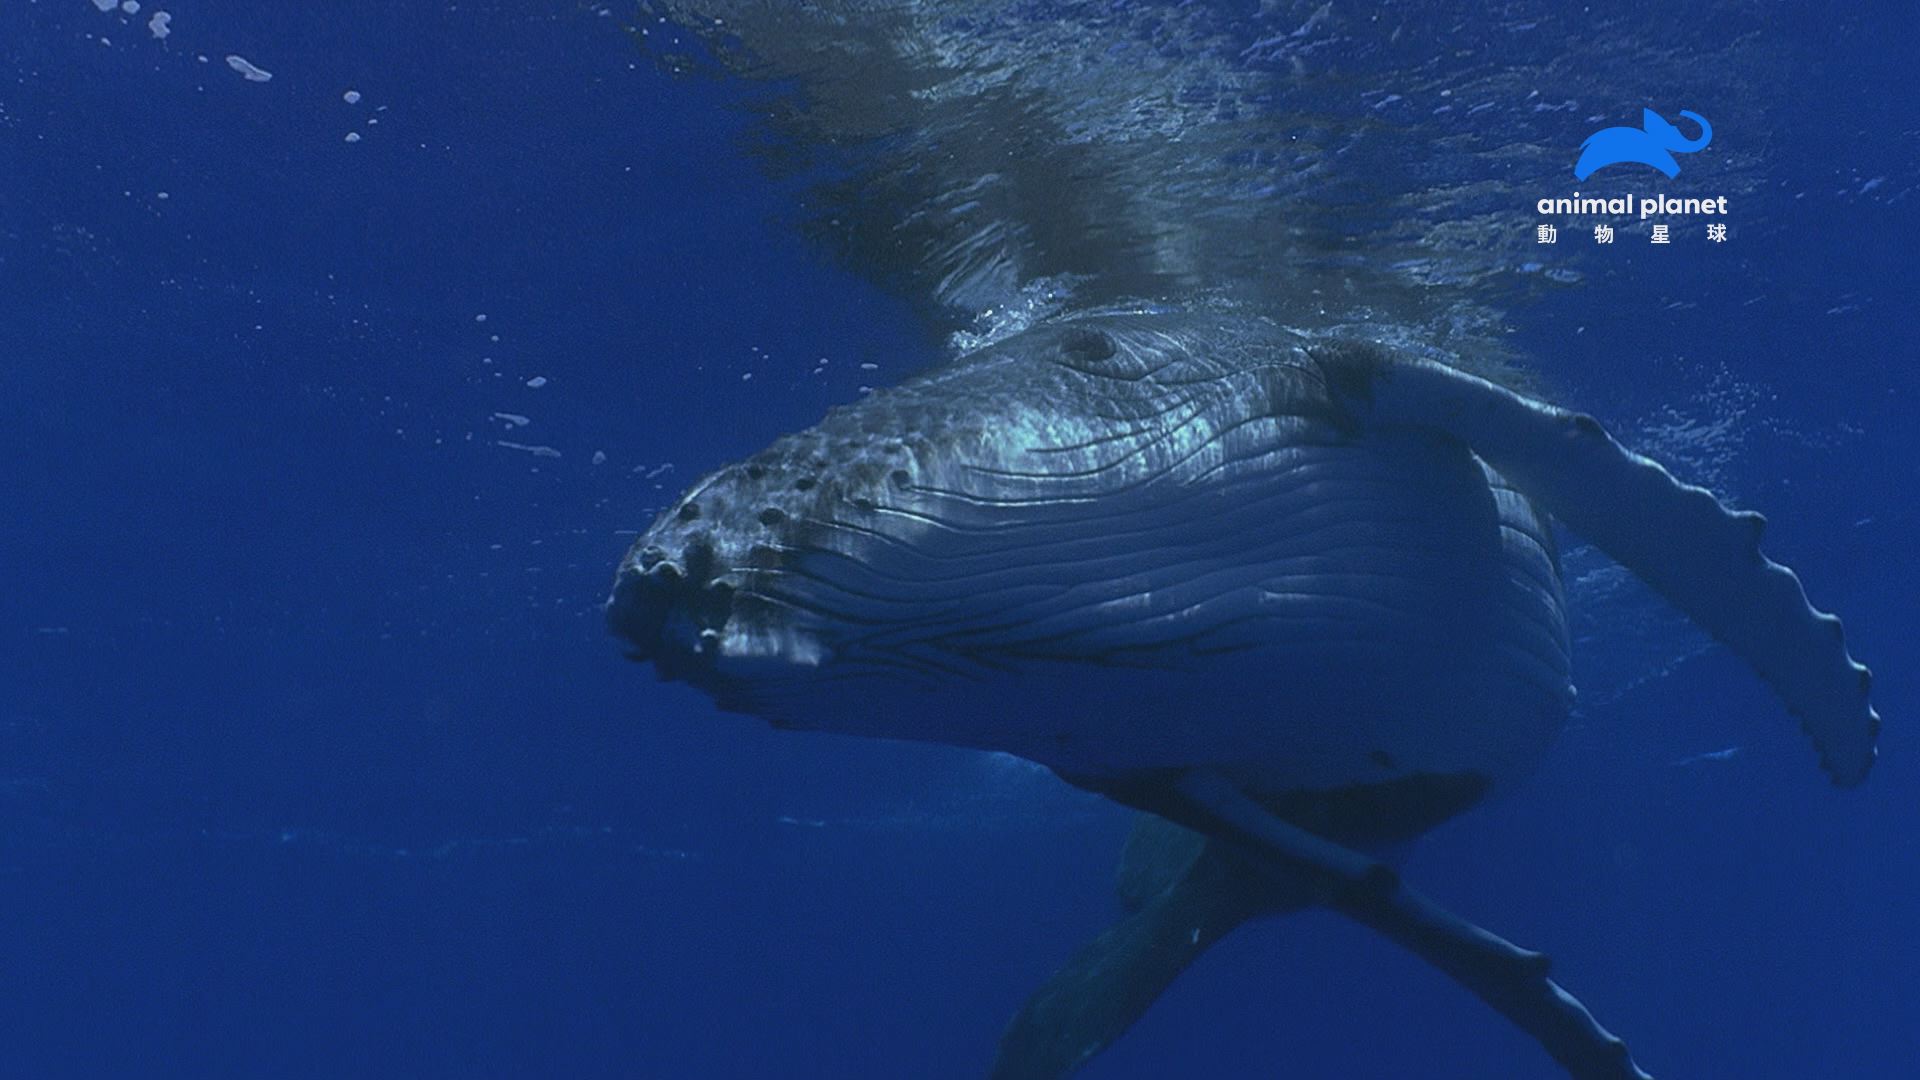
left=1322, top=344, right=1879, bottom=784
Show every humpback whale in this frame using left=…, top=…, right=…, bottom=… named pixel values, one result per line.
left=609, top=4, right=1877, bottom=1076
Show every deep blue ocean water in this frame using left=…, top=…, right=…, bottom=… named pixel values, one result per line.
left=3, top=2, right=1916, bottom=1077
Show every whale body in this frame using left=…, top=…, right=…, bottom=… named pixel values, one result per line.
left=609, top=311, right=1879, bottom=1079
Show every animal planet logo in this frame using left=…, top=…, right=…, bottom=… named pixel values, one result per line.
left=1574, top=109, right=1712, bottom=180
left=1534, top=108, right=1729, bottom=240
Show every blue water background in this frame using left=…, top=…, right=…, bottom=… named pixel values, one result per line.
left=3, top=3, right=1916, bottom=1077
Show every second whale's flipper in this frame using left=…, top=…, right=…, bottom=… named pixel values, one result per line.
left=1153, top=771, right=1656, bottom=1080
left=1318, top=342, right=1880, bottom=785
left=990, top=817, right=1308, bottom=1080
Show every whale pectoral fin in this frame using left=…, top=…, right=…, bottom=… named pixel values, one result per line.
left=1319, top=344, right=1880, bottom=785
left=989, top=824, right=1294, bottom=1080
left=1147, top=771, right=1656, bottom=1080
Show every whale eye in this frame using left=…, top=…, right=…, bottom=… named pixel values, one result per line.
left=1042, top=325, right=1160, bottom=380
left=1057, top=327, right=1115, bottom=364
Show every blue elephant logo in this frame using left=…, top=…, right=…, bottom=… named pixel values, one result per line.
left=1574, top=109, right=1713, bottom=180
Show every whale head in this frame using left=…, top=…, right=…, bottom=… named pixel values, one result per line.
left=606, top=313, right=1348, bottom=757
